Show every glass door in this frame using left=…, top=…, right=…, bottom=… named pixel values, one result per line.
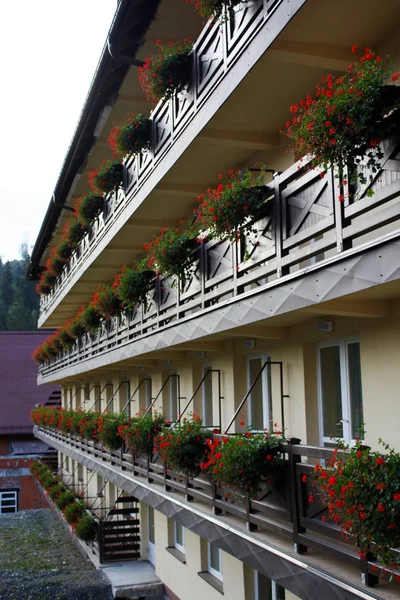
left=247, top=355, right=272, bottom=430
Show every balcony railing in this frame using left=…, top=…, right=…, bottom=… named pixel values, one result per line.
left=39, top=129, right=400, bottom=377
left=35, top=426, right=400, bottom=588
left=39, top=0, right=291, bottom=319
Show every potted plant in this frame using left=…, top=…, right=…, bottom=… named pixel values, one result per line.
left=92, top=284, right=123, bottom=321
left=74, top=193, right=104, bottom=228
left=108, top=113, right=152, bottom=159
left=185, top=0, right=248, bottom=21
left=63, top=219, right=87, bottom=246
left=89, top=159, right=124, bottom=194
left=74, top=514, right=97, bottom=542
left=118, top=412, right=166, bottom=459
left=196, top=167, right=270, bottom=242
left=201, top=431, right=284, bottom=500
left=69, top=307, right=87, bottom=340
left=81, top=303, right=102, bottom=335
left=57, top=238, right=74, bottom=261
left=97, top=413, right=128, bottom=451
left=58, top=322, right=76, bottom=352
left=138, top=39, right=193, bottom=104
left=64, top=501, right=86, bottom=525
left=56, top=490, right=76, bottom=511
left=113, top=261, right=155, bottom=309
left=313, top=437, right=400, bottom=570
left=156, top=415, right=211, bottom=477
left=145, top=225, right=200, bottom=281
left=78, top=412, right=100, bottom=442
left=47, top=250, right=66, bottom=277
left=284, top=47, right=400, bottom=194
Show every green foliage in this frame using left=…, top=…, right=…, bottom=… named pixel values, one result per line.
left=145, top=227, right=199, bottom=280
left=113, top=262, right=155, bottom=309
left=0, top=244, right=39, bottom=330
left=64, top=501, right=86, bottom=525
left=196, top=168, right=269, bottom=242
left=74, top=515, right=97, bottom=542
left=97, top=413, right=128, bottom=451
left=185, top=0, right=247, bottom=21
left=202, top=432, right=284, bottom=499
left=92, top=284, right=123, bottom=321
left=156, top=415, right=210, bottom=477
left=313, top=437, right=400, bottom=569
left=55, top=491, right=76, bottom=511
left=138, top=39, right=193, bottom=104
left=49, top=482, right=66, bottom=501
left=74, top=193, right=104, bottom=228
left=89, top=160, right=123, bottom=194
left=108, top=113, right=152, bottom=159
left=118, top=412, right=166, bottom=458
left=81, top=304, right=102, bottom=335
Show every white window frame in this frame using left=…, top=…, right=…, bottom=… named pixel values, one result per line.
left=208, top=542, right=223, bottom=581
left=174, top=522, right=185, bottom=554
left=246, top=354, right=271, bottom=431
left=317, top=337, right=363, bottom=446
left=254, top=570, right=285, bottom=600
left=0, top=490, right=18, bottom=514
left=202, top=363, right=213, bottom=426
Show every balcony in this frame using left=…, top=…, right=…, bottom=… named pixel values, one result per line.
left=34, top=425, right=400, bottom=599
left=38, top=129, right=400, bottom=381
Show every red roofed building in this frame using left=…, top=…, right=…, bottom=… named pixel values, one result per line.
left=0, top=332, right=60, bottom=512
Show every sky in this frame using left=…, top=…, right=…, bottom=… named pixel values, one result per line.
left=0, top=1, right=117, bottom=262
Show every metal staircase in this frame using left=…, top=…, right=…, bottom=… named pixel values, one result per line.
left=98, top=495, right=141, bottom=563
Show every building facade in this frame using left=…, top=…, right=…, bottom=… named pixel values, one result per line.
left=0, top=332, right=59, bottom=512
left=29, top=0, right=400, bottom=598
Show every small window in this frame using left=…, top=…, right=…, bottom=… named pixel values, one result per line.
left=202, top=364, right=213, bottom=427
left=208, top=542, right=223, bottom=581
left=0, top=490, right=18, bottom=514
left=255, top=570, right=285, bottom=600
left=174, top=522, right=185, bottom=554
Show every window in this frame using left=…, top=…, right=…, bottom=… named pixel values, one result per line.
left=254, top=570, right=285, bottom=600
left=202, top=364, right=213, bottom=427
left=174, top=522, right=185, bottom=554
left=318, top=339, right=364, bottom=444
left=0, top=490, right=18, bottom=514
left=208, top=542, right=223, bottom=581
left=247, top=355, right=272, bottom=430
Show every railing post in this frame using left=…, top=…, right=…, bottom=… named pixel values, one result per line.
left=147, top=456, right=153, bottom=484
left=360, top=550, right=379, bottom=587
left=164, top=464, right=171, bottom=492
left=185, top=475, right=194, bottom=503
left=287, top=437, right=307, bottom=554
left=212, top=481, right=222, bottom=515
left=273, top=172, right=288, bottom=279
left=245, top=497, right=257, bottom=532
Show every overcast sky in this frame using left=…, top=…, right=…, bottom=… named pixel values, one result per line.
left=0, top=1, right=117, bottom=262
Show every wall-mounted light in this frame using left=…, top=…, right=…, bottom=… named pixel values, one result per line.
left=243, top=339, right=256, bottom=349
left=317, top=320, right=334, bottom=333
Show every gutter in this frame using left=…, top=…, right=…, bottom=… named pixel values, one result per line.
left=27, top=0, right=161, bottom=281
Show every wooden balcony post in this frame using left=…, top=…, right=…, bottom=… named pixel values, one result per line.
left=185, top=475, right=194, bottom=503
left=287, top=437, right=307, bottom=554
left=164, top=464, right=171, bottom=492
left=245, top=497, right=257, bottom=532
left=360, top=549, right=379, bottom=587
left=212, top=481, right=222, bottom=516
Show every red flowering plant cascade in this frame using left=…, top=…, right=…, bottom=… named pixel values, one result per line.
left=35, top=270, right=57, bottom=295
left=145, top=224, right=200, bottom=281
left=196, top=168, right=269, bottom=243
left=89, top=159, right=124, bottom=195
left=138, top=39, right=193, bottom=104
left=184, top=0, right=248, bottom=21
left=284, top=46, right=400, bottom=196
left=63, top=219, right=87, bottom=247
left=96, top=413, right=128, bottom=451
left=201, top=429, right=284, bottom=500
left=155, top=414, right=211, bottom=477
left=113, top=261, right=155, bottom=310
left=74, top=193, right=104, bottom=228
left=80, top=302, right=102, bottom=335
left=108, top=113, right=152, bottom=159
left=118, top=411, right=166, bottom=459
left=313, top=436, right=400, bottom=571
left=47, top=248, right=66, bottom=278
left=92, top=284, right=123, bottom=321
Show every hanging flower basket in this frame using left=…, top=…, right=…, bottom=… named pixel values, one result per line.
left=113, top=263, right=155, bottom=309
left=97, top=414, right=128, bottom=451
left=58, top=323, right=76, bottom=351
left=74, top=193, right=104, bottom=228
left=69, top=308, right=87, bottom=340
left=81, top=303, right=102, bottom=334
left=74, top=515, right=97, bottom=542
left=284, top=47, right=400, bottom=193
left=196, top=167, right=269, bottom=242
left=313, top=437, right=400, bottom=570
left=89, top=160, right=124, bottom=194
left=64, top=219, right=87, bottom=246
left=92, top=284, right=123, bottom=320
left=156, top=415, right=211, bottom=477
left=57, top=239, right=74, bottom=261
left=145, top=225, right=200, bottom=280
left=108, top=113, right=152, bottom=159
left=201, top=431, right=284, bottom=500
left=185, top=0, right=248, bottom=21
left=138, top=39, right=193, bottom=104
left=46, top=250, right=66, bottom=277
left=118, top=412, right=166, bottom=458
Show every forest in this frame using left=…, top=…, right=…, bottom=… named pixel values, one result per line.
left=0, top=243, right=39, bottom=330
